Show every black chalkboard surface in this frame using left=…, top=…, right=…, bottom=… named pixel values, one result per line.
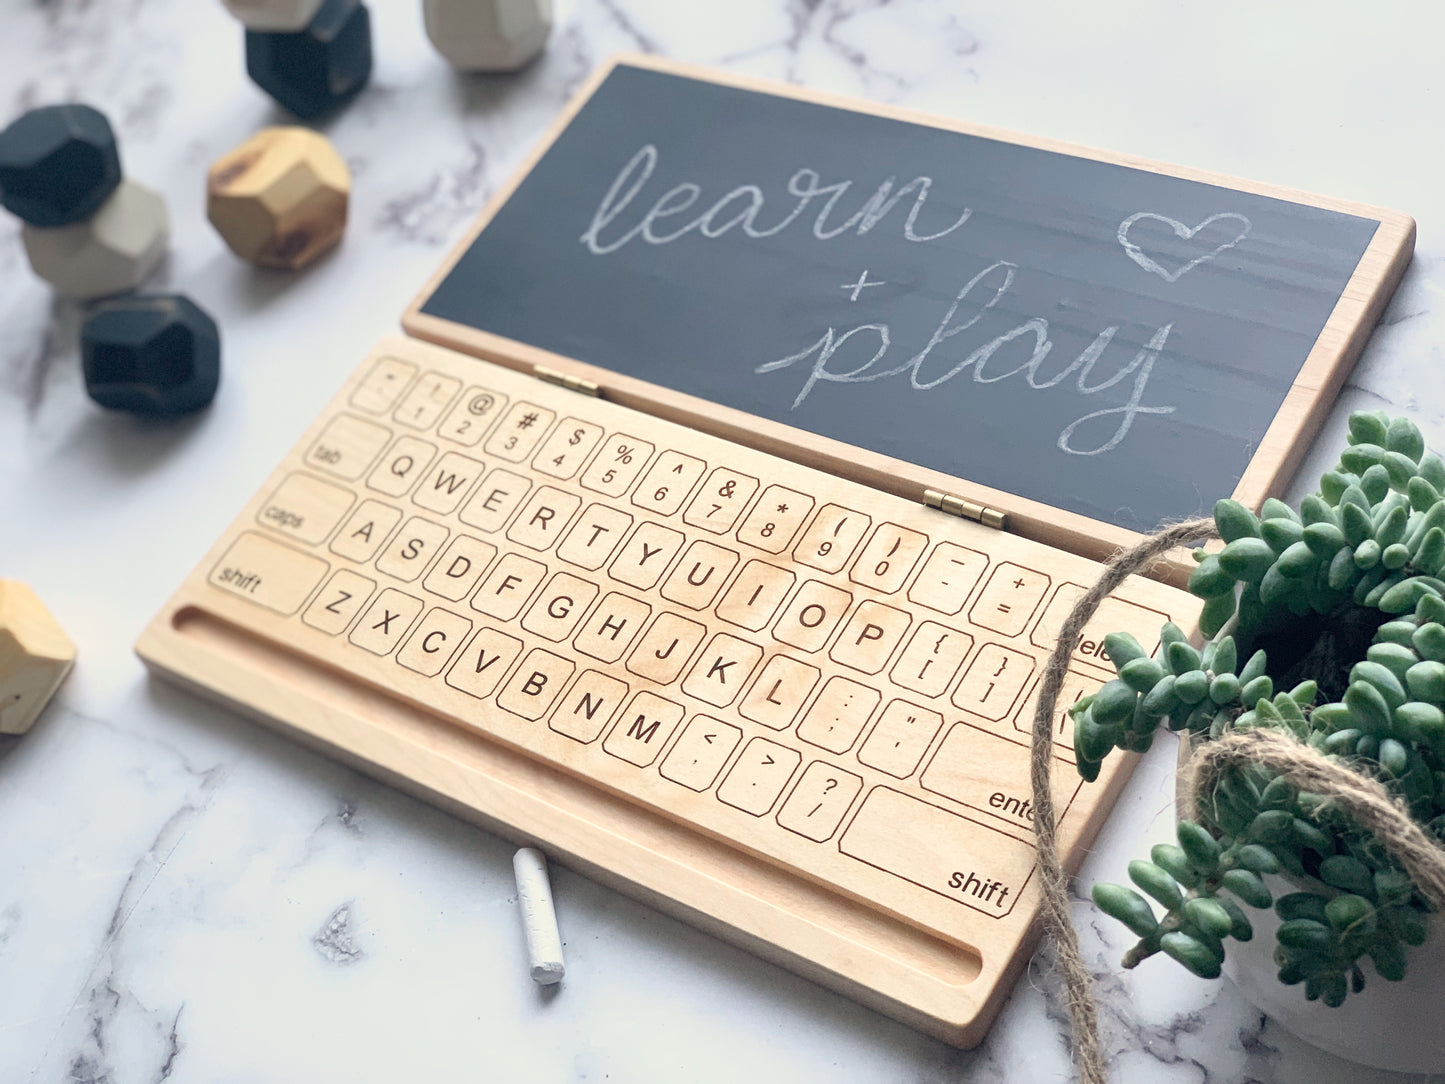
left=413, top=60, right=1411, bottom=538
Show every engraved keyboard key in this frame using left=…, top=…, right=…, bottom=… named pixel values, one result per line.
left=437, top=387, right=507, bottom=447
left=471, top=553, right=548, bottom=621
left=573, top=592, right=651, bottom=663
left=632, top=450, right=706, bottom=516
left=610, top=521, right=684, bottom=591
left=532, top=418, right=604, bottom=480
left=660, top=540, right=738, bottom=610
left=829, top=601, right=911, bottom=675
left=521, top=573, right=599, bottom=642
left=891, top=622, right=973, bottom=698
left=350, top=356, right=416, bottom=414
left=1030, top=586, right=1168, bottom=674
left=507, top=486, right=582, bottom=552
left=368, top=436, right=437, bottom=497
left=459, top=468, right=532, bottom=533
left=603, top=692, right=685, bottom=767
left=550, top=670, right=629, bottom=743
left=738, top=655, right=820, bottom=730
left=773, top=580, right=852, bottom=653
left=413, top=451, right=485, bottom=515
left=626, top=612, right=706, bottom=685
left=660, top=715, right=742, bottom=791
left=857, top=699, right=944, bottom=778
left=839, top=788, right=1033, bottom=918
left=921, top=723, right=1082, bottom=832
left=305, top=414, right=391, bottom=479
left=681, top=633, right=763, bottom=708
left=793, top=504, right=870, bottom=574
left=445, top=627, right=523, bottom=700
left=718, top=738, right=800, bottom=815
left=736, top=485, right=813, bottom=553
left=396, top=607, right=473, bottom=676
left=557, top=504, right=633, bottom=571
left=683, top=468, right=759, bottom=534
left=375, top=516, right=449, bottom=582
left=330, top=500, right=402, bottom=563
left=952, top=643, right=1034, bottom=720
left=776, top=762, right=862, bottom=842
left=394, top=370, right=461, bottom=430
left=715, top=560, right=794, bottom=631
left=257, top=472, right=355, bottom=545
left=797, top=676, right=880, bottom=753
left=850, top=523, right=928, bottom=594
left=969, top=562, right=1051, bottom=637
left=485, top=401, right=556, bottom=462
left=303, top=569, right=375, bottom=634
left=497, top=648, right=575, bottom=719
left=909, top=543, right=989, bottom=615
left=1014, top=669, right=1103, bottom=748
left=423, top=536, right=496, bottom=601
left=580, top=433, right=654, bottom=497
left=209, top=531, right=328, bottom=615
left=349, top=588, right=424, bottom=656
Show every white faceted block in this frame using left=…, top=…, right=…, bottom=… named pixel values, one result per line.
left=22, top=179, right=169, bottom=301
left=423, top=0, right=553, bottom=72
left=221, top=0, right=326, bottom=32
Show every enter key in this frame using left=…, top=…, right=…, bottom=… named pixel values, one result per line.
left=920, top=723, right=1081, bottom=836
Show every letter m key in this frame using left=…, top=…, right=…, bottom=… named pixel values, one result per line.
left=603, top=692, right=683, bottom=767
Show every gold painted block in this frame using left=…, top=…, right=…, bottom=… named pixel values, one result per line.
left=0, top=581, right=76, bottom=735
left=207, top=126, right=350, bottom=270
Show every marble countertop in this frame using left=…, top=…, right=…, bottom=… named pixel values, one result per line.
left=4, top=2, right=1445, bottom=1081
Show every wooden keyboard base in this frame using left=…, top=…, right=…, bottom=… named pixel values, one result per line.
left=138, top=601, right=1095, bottom=1047
left=137, top=607, right=1051, bottom=1046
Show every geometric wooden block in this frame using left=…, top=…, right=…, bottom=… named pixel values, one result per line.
left=207, top=126, right=350, bottom=269
left=82, top=294, right=222, bottom=417
left=0, top=103, right=122, bottom=228
left=422, top=0, right=552, bottom=71
left=245, top=0, right=373, bottom=121
left=0, top=580, right=76, bottom=735
left=221, top=0, right=326, bottom=31
left=21, top=178, right=169, bottom=300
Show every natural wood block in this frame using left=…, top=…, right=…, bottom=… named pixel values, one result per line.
left=423, top=0, right=552, bottom=72
left=0, top=581, right=76, bottom=735
left=222, top=0, right=325, bottom=31
left=21, top=178, right=168, bottom=300
left=207, top=126, right=350, bottom=270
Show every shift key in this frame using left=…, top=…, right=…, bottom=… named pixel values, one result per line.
left=209, top=531, right=329, bottom=615
left=839, top=787, right=1034, bottom=918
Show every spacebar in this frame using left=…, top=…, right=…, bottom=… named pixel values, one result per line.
left=838, top=788, right=1037, bottom=919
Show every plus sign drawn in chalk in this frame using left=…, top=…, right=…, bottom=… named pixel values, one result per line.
left=840, top=270, right=886, bottom=301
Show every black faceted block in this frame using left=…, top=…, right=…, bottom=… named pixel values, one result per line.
left=82, top=295, right=221, bottom=417
left=245, top=0, right=373, bottom=121
left=0, top=104, right=122, bottom=228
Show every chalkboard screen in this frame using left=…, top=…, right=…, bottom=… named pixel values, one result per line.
left=418, top=63, right=1393, bottom=534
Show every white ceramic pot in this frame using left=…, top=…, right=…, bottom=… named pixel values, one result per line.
left=1222, top=886, right=1445, bottom=1073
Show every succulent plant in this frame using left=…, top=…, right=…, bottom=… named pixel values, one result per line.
left=1075, top=411, right=1445, bottom=1006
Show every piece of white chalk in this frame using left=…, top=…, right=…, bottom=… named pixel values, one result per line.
left=513, top=846, right=565, bottom=985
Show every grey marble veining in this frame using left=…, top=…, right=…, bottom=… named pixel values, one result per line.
left=3, top=2, right=1445, bottom=1082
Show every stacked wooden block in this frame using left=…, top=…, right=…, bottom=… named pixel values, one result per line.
left=0, top=105, right=168, bottom=300
left=221, top=0, right=373, bottom=120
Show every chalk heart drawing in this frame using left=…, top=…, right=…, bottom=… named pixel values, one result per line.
left=1117, top=211, right=1252, bottom=283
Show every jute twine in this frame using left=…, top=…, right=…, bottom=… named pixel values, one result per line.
left=1028, top=517, right=1445, bottom=1083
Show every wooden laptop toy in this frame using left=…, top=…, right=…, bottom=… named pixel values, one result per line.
left=137, top=56, right=1414, bottom=1046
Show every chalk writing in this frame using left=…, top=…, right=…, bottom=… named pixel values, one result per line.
left=756, top=261, right=1177, bottom=457
left=1118, top=211, right=1251, bottom=283
left=581, top=144, right=972, bottom=256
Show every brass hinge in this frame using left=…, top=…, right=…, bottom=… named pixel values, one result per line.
left=533, top=364, right=601, bottom=397
left=923, top=489, right=1007, bottom=530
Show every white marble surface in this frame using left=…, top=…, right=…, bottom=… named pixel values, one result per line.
left=3, top=1, right=1445, bottom=1081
